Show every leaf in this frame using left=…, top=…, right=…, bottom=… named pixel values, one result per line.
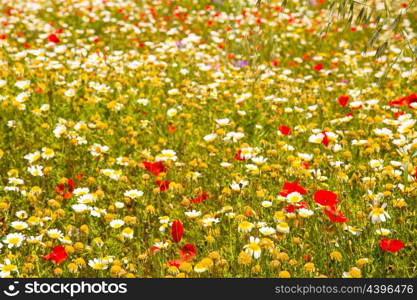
left=383, top=0, right=391, bottom=18
left=390, top=13, right=403, bottom=32
left=376, top=41, right=388, bottom=58
left=403, top=161, right=409, bottom=184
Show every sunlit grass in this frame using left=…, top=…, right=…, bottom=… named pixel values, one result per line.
left=0, top=0, right=416, bottom=278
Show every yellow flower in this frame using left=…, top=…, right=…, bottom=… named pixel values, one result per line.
left=238, top=221, right=254, bottom=233
left=54, top=268, right=63, bottom=276
left=74, top=242, right=84, bottom=251
left=278, top=252, right=289, bottom=262
left=145, top=205, right=155, bottom=213
left=343, top=267, right=362, bottom=278
left=88, top=258, right=109, bottom=270
left=356, top=258, right=369, bottom=267
left=74, top=258, right=86, bottom=267
left=287, top=192, right=303, bottom=203
left=276, top=222, right=290, bottom=233
left=205, top=235, right=215, bottom=243
left=330, top=251, right=342, bottom=262
left=194, top=262, right=207, bottom=273
left=304, top=263, right=315, bottom=272
left=80, top=224, right=89, bottom=233
left=269, top=260, right=281, bottom=269
left=244, top=237, right=262, bottom=259
left=238, top=251, right=252, bottom=266
left=167, top=266, right=180, bottom=275
left=65, top=246, right=75, bottom=255
left=393, top=199, right=407, bottom=208
left=208, top=251, right=221, bottom=260
left=200, top=258, right=214, bottom=269
left=251, top=264, right=262, bottom=274
left=179, top=262, right=193, bottom=273
left=279, top=270, right=291, bottom=278
left=68, top=263, right=78, bottom=273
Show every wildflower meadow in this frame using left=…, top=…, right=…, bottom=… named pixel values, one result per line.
left=0, top=0, right=417, bottom=279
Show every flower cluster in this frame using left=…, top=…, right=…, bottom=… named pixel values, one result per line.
left=0, top=0, right=415, bottom=278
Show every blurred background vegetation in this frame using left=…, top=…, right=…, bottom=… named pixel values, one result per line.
left=258, top=0, right=416, bottom=59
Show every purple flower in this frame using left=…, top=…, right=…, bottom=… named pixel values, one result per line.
left=234, top=60, right=249, bottom=68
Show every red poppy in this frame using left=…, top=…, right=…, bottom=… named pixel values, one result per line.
left=151, top=246, right=161, bottom=253
left=35, top=86, right=44, bottom=93
left=143, top=161, right=167, bottom=177
left=313, top=63, right=323, bottom=71
left=338, top=95, right=350, bottom=107
left=189, top=191, right=210, bottom=204
left=67, top=178, right=75, bottom=193
left=393, top=112, right=405, bottom=118
left=324, top=205, right=347, bottom=223
left=279, top=125, right=291, bottom=135
left=168, top=260, right=182, bottom=268
left=321, top=131, right=329, bottom=147
left=284, top=201, right=308, bottom=213
left=296, top=202, right=308, bottom=209
left=284, top=204, right=295, bottom=213
left=234, top=149, right=245, bottom=161
left=280, top=181, right=307, bottom=197
left=388, top=94, right=417, bottom=108
left=180, top=243, right=197, bottom=261
left=168, top=124, right=176, bottom=133
left=245, top=207, right=255, bottom=217
left=156, top=180, right=170, bottom=191
left=171, top=220, right=184, bottom=243
left=55, top=178, right=76, bottom=199
left=48, top=34, right=60, bottom=44
left=55, top=184, right=65, bottom=195
left=314, top=190, right=338, bottom=206
left=379, top=238, right=405, bottom=253
left=302, top=161, right=310, bottom=169
left=43, top=245, right=68, bottom=264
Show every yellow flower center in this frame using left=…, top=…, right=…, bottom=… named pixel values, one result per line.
left=247, top=243, right=261, bottom=252
left=372, top=207, right=384, bottom=216
left=9, top=237, right=20, bottom=245
left=2, top=265, right=17, bottom=272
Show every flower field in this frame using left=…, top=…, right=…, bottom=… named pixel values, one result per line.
left=0, top=0, right=417, bottom=278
